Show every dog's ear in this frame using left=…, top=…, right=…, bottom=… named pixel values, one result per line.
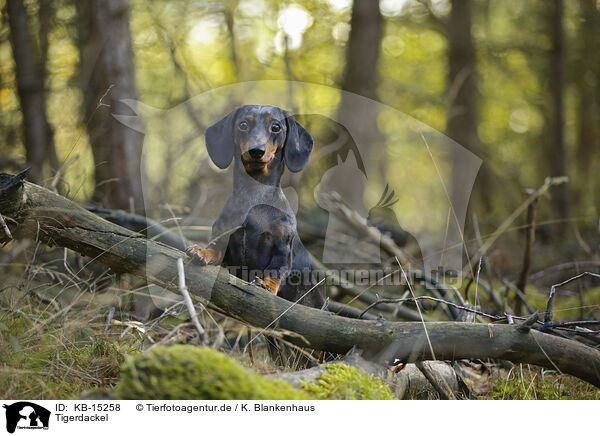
left=205, top=108, right=238, bottom=169
left=284, top=114, right=314, bottom=172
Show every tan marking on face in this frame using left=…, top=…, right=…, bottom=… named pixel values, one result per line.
left=238, top=138, right=253, bottom=155
left=265, top=139, right=279, bottom=159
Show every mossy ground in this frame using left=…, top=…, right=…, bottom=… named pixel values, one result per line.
left=482, top=365, right=600, bottom=400
left=115, top=345, right=311, bottom=400
left=115, top=347, right=396, bottom=400
left=0, top=290, right=139, bottom=399
left=302, top=363, right=395, bottom=400
left=1, top=254, right=598, bottom=400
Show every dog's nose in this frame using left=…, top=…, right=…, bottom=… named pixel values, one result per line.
left=248, top=147, right=265, bottom=159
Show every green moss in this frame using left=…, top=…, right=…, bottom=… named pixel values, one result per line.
left=302, top=363, right=395, bottom=400
left=114, top=345, right=310, bottom=400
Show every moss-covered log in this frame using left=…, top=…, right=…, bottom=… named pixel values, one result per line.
left=1, top=171, right=600, bottom=388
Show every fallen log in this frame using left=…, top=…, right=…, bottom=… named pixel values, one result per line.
left=1, top=171, right=600, bottom=388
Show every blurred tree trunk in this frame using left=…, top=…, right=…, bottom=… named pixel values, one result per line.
left=575, top=0, right=599, bottom=213
left=446, top=0, right=489, bottom=212
left=545, top=0, right=570, bottom=224
left=37, top=0, right=60, bottom=172
left=75, top=0, right=144, bottom=212
left=6, top=0, right=56, bottom=184
left=335, top=0, right=383, bottom=213
left=37, top=0, right=53, bottom=71
left=342, top=0, right=382, bottom=103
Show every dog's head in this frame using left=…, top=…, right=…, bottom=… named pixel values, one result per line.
left=205, top=105, right=313, bottom=174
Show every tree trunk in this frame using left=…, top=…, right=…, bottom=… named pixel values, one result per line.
left=575, top=0, right=599, bottom=213
left=335, top=0, right=383, bottom=213
left=38, top=0, right=60, bottom=172
left=446, top=0, right=489, bottom=212
left=75, top=0, right=144, bottom=212
left=546, top=0, right=570, bottom=225
left=6, top=0, right=56, bottom=184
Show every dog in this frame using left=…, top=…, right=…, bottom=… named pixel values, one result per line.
left=186, top=105, right=324, bottom=309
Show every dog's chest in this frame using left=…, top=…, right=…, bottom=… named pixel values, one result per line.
left=217, top=187, right=292, bottom=230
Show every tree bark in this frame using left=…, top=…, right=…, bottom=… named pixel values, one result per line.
left=1, top=172, right=600, bottom=388
left=75, top=0, right=144, bottom=212
left=6, top=0, right=56, bottom=184
left=446, top=0, right=489, bottom=212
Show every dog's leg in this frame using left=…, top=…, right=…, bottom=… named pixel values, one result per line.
left=185, top=243, right=222, bottom=265
left=256, top=276, right=281, bottom=295
left=257, top=236, right=294, bottom=295
left=185, top=221, right=236, bottom=265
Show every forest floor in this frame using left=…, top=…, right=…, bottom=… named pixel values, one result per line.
left=1, top=242, right=599, bottom=400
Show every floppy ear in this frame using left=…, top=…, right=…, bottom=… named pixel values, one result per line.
left=205, top=108, right=238, bottom=169
left=284, top=115, right=314, bottom=172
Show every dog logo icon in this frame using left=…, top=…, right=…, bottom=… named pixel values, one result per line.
left=3, top=402, right=50, bottom=433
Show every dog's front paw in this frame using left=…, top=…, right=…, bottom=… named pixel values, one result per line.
left=257, top=276, right=281, bottom=295
left=185, top=244, right=221, bottom=265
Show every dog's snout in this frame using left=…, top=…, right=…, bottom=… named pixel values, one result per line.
left=248, top=147, right=265, bottom=159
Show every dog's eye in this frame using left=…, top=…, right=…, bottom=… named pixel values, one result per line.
left=238, top=121, right=249, bottom=131
left=271, top=122, right=281, bottom=133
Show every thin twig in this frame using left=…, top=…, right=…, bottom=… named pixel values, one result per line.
left=247, top=329, right=254, bottom=366
left=104, top=307, right=115, bottom=333
left=360, top=294, right=505, bottom=322
left=145, top=301, right=185, bottom=331
left=467, top=176, right=568, bottom=275
left=544, top=272, right=600, bottom=326
left=501, top=279, right=536, bottom=315
left=517, top=311, right=539, bottom=333
left=473, top=257, right=482, bottom=311
left=515, top=196, right=538, bottom=315
left=397, top=257, right=436, bottom=360
left=150, top=322, right=194, bottom=347
left=420, top=133, right=475, bottom=280
left=529, top=261, right=600, bottom=282
left=176, top=257, right=209, bottom=345
left=546, top=320, right=600, bottom=328
left=50, top=155, right=79, bottom=192
left=415, top=361, right=456, bottom=400
left=0, top=213, right=12, bottom=240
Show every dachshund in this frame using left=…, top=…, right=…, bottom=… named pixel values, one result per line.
left=186, top=105, right=324, bottom=309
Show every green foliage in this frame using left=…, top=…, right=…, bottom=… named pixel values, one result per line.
left=302, top=363, right=395, bottom=400
left=0, top=0, right=597, bottom=227
left=114, top=345, right=310, bottom=400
